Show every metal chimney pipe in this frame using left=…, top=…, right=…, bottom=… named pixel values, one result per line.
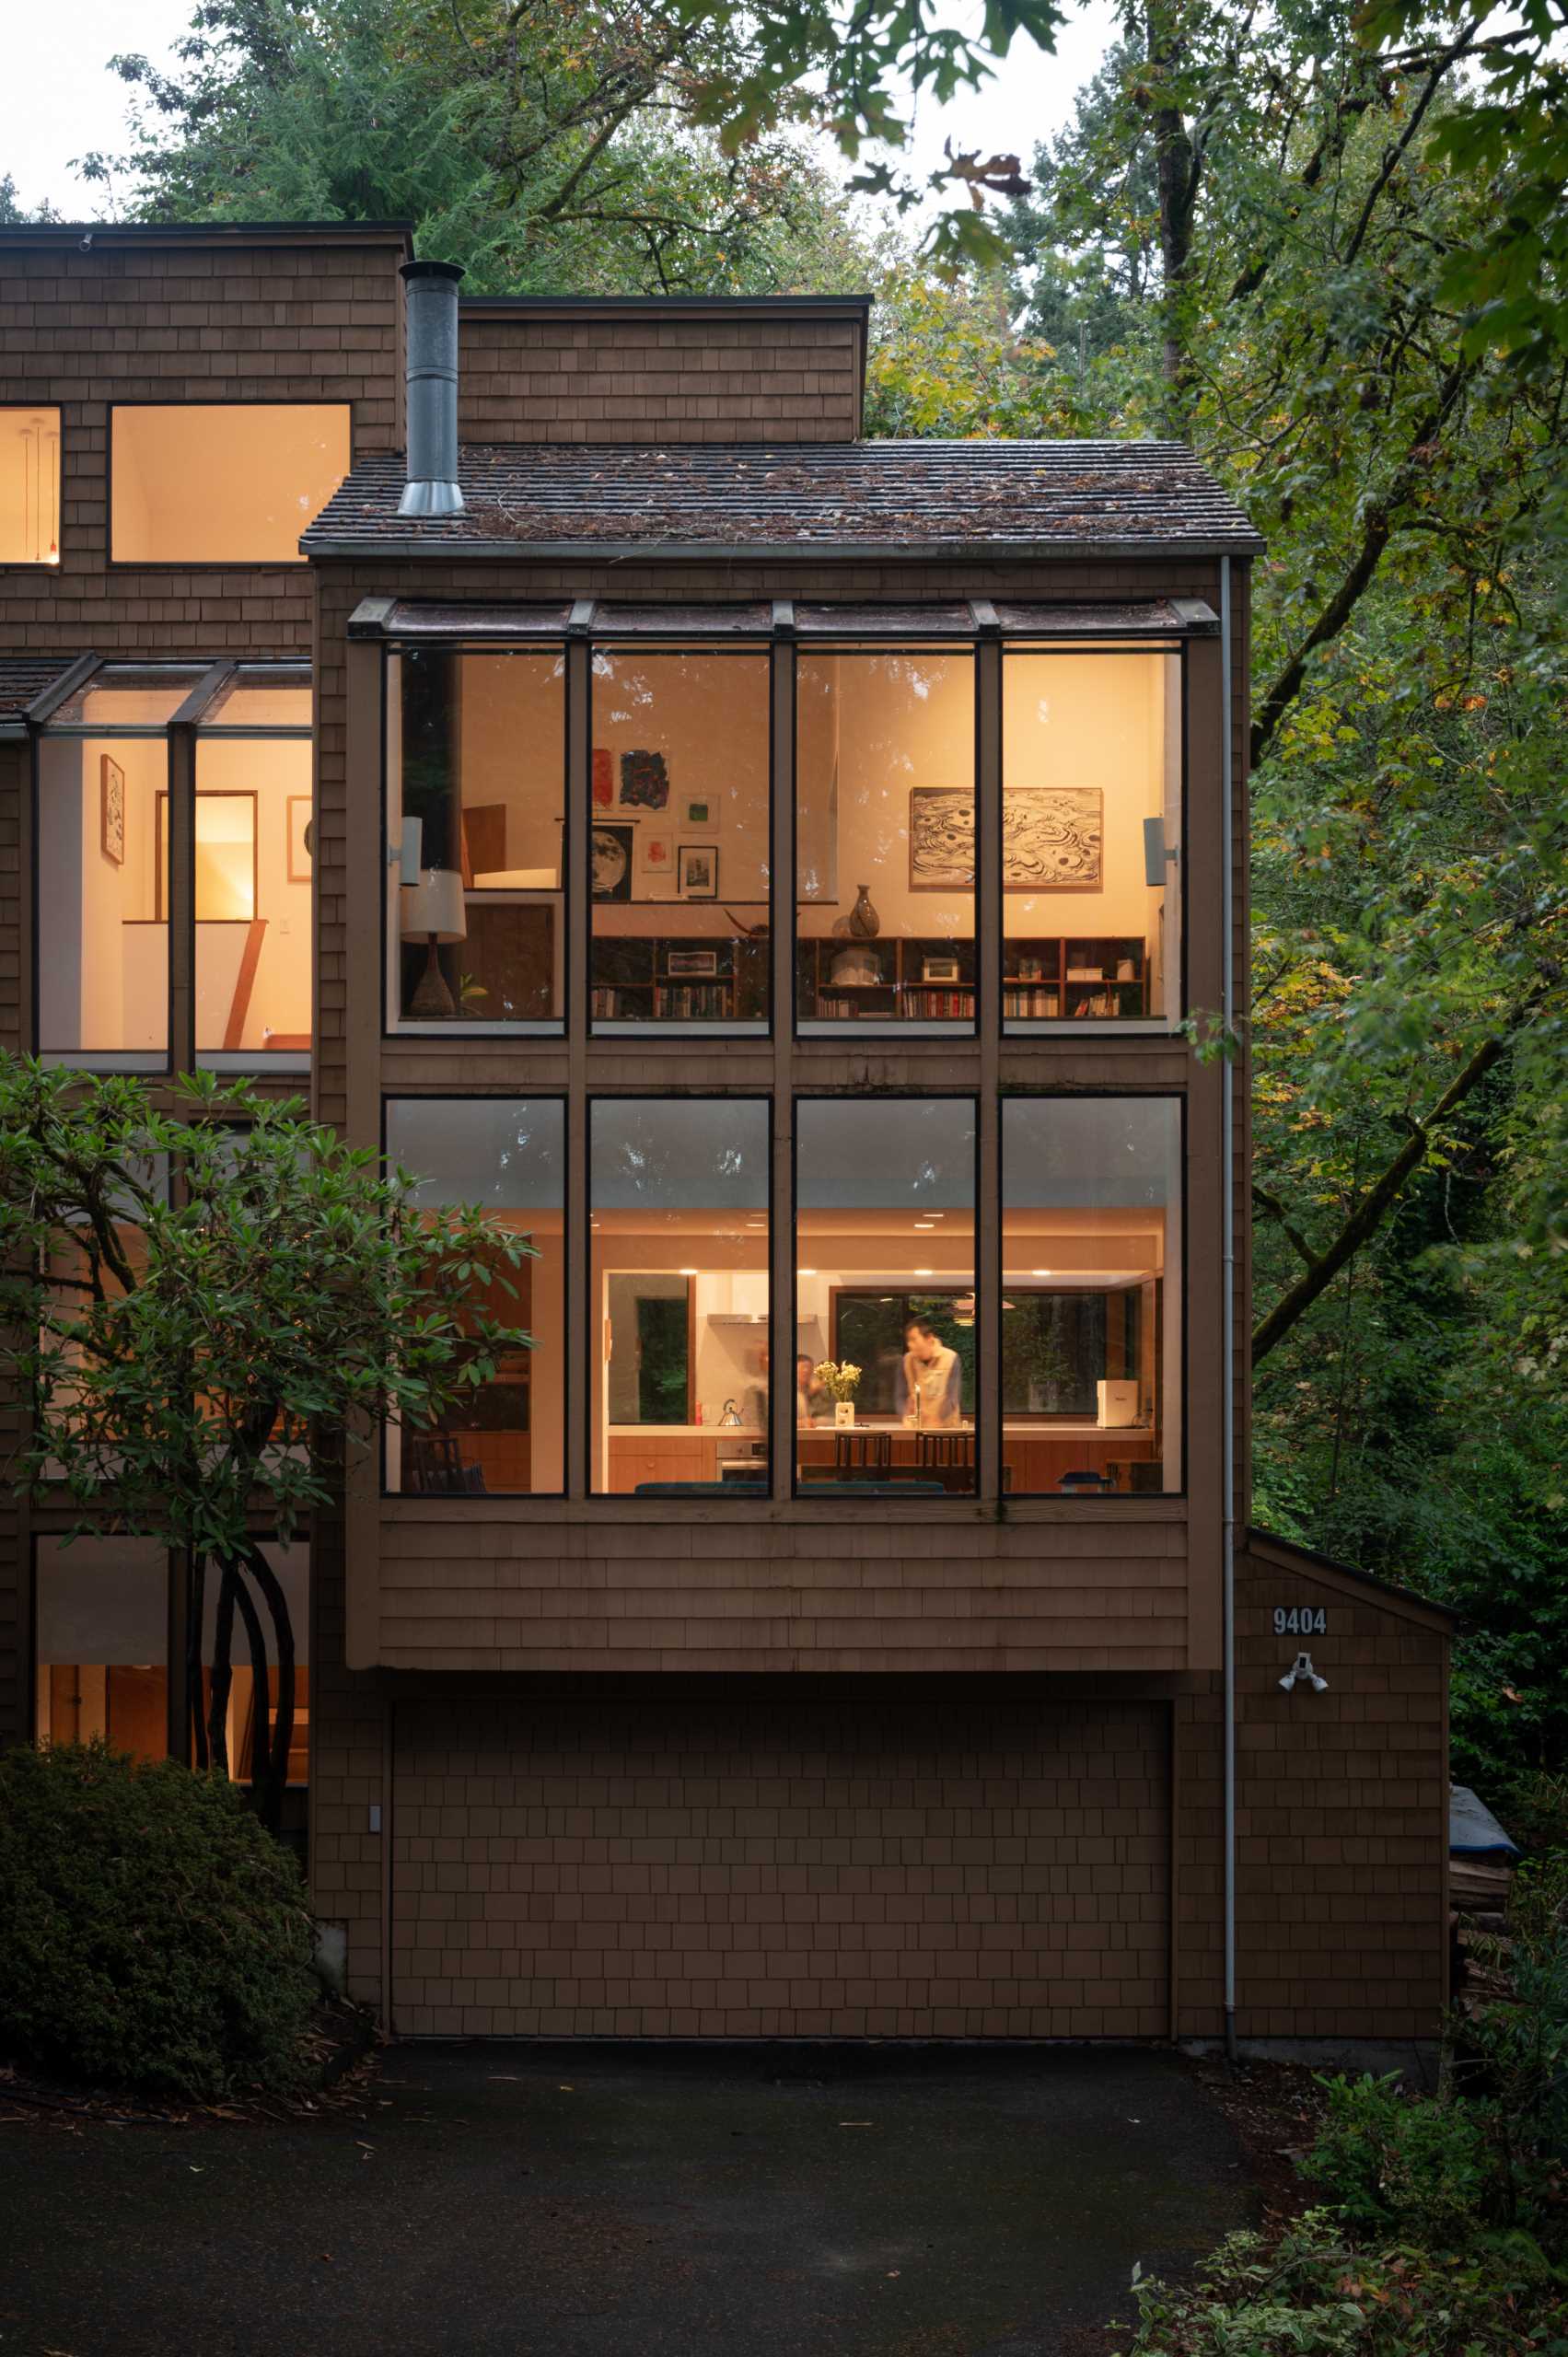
left=399, top=260, right=465, bottom=518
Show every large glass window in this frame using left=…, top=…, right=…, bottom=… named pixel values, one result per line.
left=110, top=405, right=350, bottom=564
left=1003, top=648, right=1181, bottom=1025
left=389, top=648, right=565, bottom=1030
left=385, top=1098, right=565, bottom=1495
left=37, top=703, right=180, bottom=1066
left=1001, top=1097, right=1181, bottom=1493
left=796, top=650, right=975, bottom=1029
left=1, top=406, right=61, bottom=565
left=589, top=649, right=770, bottom=1028
left=796, top=1098, right=976, bottom=1492
left=194, top=673, right=314, bottom=1068
left=590, top=1098, right=770, bottom=1493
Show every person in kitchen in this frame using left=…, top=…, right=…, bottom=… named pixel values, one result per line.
left=902, top=1317, right=963, bottom=1428
left=796, top=1354, right=825, bottom=1423
left=739, top=1345, right=770, bottom=1433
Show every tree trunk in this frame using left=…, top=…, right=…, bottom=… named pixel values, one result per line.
left=205, top=1555, right=237, bottom=1775
left=187, top=1551, right=208, bottom=1771
left=1144, top=0, right=1198, bottom=433
left=240, top=1539, right=296, bottom=1836
left=225, top=1560, right=272, bottom=1809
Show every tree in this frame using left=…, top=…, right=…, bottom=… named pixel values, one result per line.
left=0, top=1059, right=534, bottom=1829
left=82, top=0, right=1059, bottom=285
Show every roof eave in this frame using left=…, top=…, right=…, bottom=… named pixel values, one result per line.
left=305, top=534, right=1264, bottom=563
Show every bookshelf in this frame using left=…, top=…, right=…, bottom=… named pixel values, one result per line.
left=590, top=935, right=768, bottom=1021
left=794, top=936, right=1150, bottom=1020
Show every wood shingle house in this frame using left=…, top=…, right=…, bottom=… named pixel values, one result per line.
left=0, top=223, right=1452, bottom=2049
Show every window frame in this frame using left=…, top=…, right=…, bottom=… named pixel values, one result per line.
left=585, top=1090, right=774, bottom=1500
left=32, top=658, right=315, bottom=1075
left=997, top=1088, right=1188, bottom=1499
left=0, top=403, right=64, bottom=573
left=379, top=1091, right=571, bottom=1503
left=106, top=400, right=354, bottom=572
left=383, top=641, right=573, bottom=1040
left=791, top=1089, right=981, bottom=1500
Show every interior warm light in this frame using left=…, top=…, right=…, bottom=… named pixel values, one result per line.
left=798, top=1267, right=818, bottom=1276
left=1032, top=1267, right=1053, bottom=1276
left=913, top=1267, right=934, bottom=1277
left=679, top=1266, right=699, bottom=1276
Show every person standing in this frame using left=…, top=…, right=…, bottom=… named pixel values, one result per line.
left=901, top=1318, right=962, bottom=1428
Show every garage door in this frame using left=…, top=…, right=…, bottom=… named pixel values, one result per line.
left=390, top=1697, right=1169, bottom=2038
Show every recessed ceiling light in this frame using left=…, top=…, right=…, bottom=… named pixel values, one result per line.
left=679, top=1266, right=699, bottom=1275
left=913, top=1267, right=934, bottom=1276
left=798, top=1266, right=817, bottom=1276
left=1032, top=1267, right=1053, bottom=1275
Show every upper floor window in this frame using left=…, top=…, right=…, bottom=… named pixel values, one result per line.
left=797, top=649, right=975, bottom=1030
left=1003, top=647, right=1180, bottom=1026
left=110, top=404, right=351, bottom=565
left=589, top=648, right=770, bottom=1030
left=37, top=661, right=313, bottom=1074
left=0, top=407, right=61, bottom=565
left=389, top=647, right=564, bottom=1030
left=378, top=626, right=1190, bottom=1036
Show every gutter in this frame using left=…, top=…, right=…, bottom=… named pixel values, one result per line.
left=304, top=534, right=1265, bottom=564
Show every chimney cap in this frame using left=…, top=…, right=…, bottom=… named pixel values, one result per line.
left=401, top=258, right=465, bottom=284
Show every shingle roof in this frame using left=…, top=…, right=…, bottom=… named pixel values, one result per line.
left=303, top=441, right=1264, bottom=561
left=0, top=656, right=82, bottom=722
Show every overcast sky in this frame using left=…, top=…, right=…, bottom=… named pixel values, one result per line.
left=6, top=0, right=1117, bottom=225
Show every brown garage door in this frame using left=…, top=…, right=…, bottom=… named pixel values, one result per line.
left=390, top=1697, right=1169, bottom=2038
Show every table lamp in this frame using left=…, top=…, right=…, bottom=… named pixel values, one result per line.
left=401, top=867, right=467, bottom=1016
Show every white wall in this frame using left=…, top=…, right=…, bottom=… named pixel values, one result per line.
left=38, top=735, right=167, bottom=1054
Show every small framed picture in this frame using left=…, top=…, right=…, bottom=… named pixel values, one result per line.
left=591, top=748, right=614, bottom=809
left=678, top=843, right=717, bottom=899
left=922, top=955, right=960, bottom=983
left=99, top=755, right=125, bottom=866
left=638, top=830, right=674, bottom=880
left=591, top=822, right=635, bottom=901
left=684, top=797, right=710, bottom=826
left=286, top=795, right=313, bottom=881
left=668, top=948, right=719, bottom=978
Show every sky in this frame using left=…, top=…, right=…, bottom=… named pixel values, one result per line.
left=5, top=0, right=1118, bottom=223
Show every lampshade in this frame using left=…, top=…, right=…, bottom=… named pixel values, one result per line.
left=400, top=867, right=467, bottom=944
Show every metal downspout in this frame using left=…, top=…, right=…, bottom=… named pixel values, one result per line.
left=1221, top=555, right=1238, bottom=2063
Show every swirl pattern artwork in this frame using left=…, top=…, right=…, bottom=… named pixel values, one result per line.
left=908, top=786, right=1103, bottom=890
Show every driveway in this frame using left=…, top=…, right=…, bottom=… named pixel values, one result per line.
left=0, top=2044, right=1250, bottom=2357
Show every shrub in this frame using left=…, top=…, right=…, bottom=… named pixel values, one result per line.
left=0, top=1741, right=319, bottom=2100
left=1299, top=2073, right=1517, bottom=2243
left=1114, top=2210, right=1566, bottom=2357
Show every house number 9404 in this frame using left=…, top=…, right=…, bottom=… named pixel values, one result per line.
left=1273, top=1606, right=1327, bottom=1637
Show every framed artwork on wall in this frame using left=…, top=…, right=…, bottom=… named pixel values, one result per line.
left=286, top=795, right=314, bottom=881
left=592, top=748, right=614, bottom=808
left=1003, top=787, right=1103, bottom=891
left=684, top=797, right=710, bottom=826
left=99, top=756, right=125, bottom=867
left=668, top=948, right=719, bottom=977
left=677, top=844, right=718, bottom=899
left=638, top=830, right=674, bottom=881
left=620, top=749, right=669, bottom=810
left=591, top=823, right=635, bottom=901
left=908, top=788, right=974, bottom=890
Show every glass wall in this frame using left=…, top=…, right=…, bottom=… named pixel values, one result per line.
left=796, top=651, right=975, bottom=1028
left=1003, top=648, right=1181, bottom=1024
left=385, top=1097, right=565, bottom=1494
left=589, top=650, right=770, bottom=1028
left=590, top=1098, right=770, bottom=1492
left=389, top=648, right=565, bottom=1029
left=1001, top=1097, right=1181, bottom=1493
left=0, top=406, right=61, bottom=564
left=34, top=1538, right=168, bottom=1762
left=110, top=404, right=350, bottom=564
left=195, top=671, right=314, bottom=1067
left=35, top=668, right=211, bottom=1067
left=795, top=1098, right=977, bottom=1491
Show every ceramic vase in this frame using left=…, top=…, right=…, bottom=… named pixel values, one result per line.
left=848, top=884, right=880, bottom=940
left=834, top=1400, right=855, bottom=1429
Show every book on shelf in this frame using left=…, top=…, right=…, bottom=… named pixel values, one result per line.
left=900, top=987, right=973, bottom=1020
left=652, top=982, right=731, bottom=1018
left=1004, top=987, right=1061, bottom=1018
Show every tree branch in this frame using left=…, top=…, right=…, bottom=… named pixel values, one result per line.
left=1251, top=1179, right=1319, bottom=1268
left=1251, top=1023, right=1516, bottom=1364
left=1250, top=355, right=1476, bottom=766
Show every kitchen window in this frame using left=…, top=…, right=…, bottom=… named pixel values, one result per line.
left=384, top=1097, right=566, bottom=1495
left=589, top=1097, right=771, bottom=1493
